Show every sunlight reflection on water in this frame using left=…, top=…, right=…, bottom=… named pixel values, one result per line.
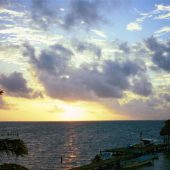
left=0, top=121, right=169, bottom=170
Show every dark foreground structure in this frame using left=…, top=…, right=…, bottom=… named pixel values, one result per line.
left=0, top=90, right=29, bottom=170
left=70, top=120, right=170, bottom=170
left=160, top=119, right=170, bottom=144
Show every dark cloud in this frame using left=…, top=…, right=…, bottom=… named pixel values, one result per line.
left=121, top=98, right=163, bottom=120
left=122, top=60, right=142, bottom=76
left=64, top=0, right=130, bottom=29
left=24, top=43, right=151, bottom=100
left=31, top=0, right=60, bottom=29
left=119, top=42, right=130, bottom=53
left=24, top=43, right=73, bottom=75
left=0, top=0, right=11, bottom=8
left=64, top=0, right=101, bottom=29
left=132, top=77, right=152, bottom=96
left=104, top=61, right=131, bottom=90
left=24, top=43, right=90, bottom=100
left=0, top=72, right=33, bottom=98
left=161, top=93, right=170, bottom=102
left=145, top=37, right=170, bottom=72
left=0, top=0, right=6, bottom=7
left=83, top=63, right=125, bottom=98
left=30, top=0, right=130, bottom=30
left=109, top=93, right=170, bottom=120
left=76, top=41, right=102, bottom=58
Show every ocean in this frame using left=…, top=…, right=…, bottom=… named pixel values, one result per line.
left=0, top=121, right=170, bottom=170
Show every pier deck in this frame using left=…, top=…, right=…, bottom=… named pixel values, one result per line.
left=70, top=144, right=170, bottom=170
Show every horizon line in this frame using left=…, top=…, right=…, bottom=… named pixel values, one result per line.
left=0, top=119, right=166, bottom=123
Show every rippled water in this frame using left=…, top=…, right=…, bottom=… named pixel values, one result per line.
left=0, top=121, right=169, bottom=170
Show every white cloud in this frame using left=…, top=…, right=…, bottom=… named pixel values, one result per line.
left=59, top=8, right=65, bottom=12
left=155, top=4, right=170, bottom=11
left=155, top=13, right=170, bottom=19
left=126, top=4, right=170, bottom=34
left=0, top=9, right=25, bottom=17
left=91, top=29, right=107, bottom=38
left=126, top=22, right=142, bottom=31
left=155, top=26, right=170, bottom=36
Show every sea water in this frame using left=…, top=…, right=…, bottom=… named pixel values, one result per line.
left=0, top=121, right=169, bottom=170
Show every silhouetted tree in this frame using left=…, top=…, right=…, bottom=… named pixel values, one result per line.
left=0, top=89, right=29, bottom=170
left=0, top=90, right=3, bottom=95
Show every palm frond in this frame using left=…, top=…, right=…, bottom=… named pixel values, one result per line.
left=0, top=163, right=29, bottom=170
left=0, top=90, right=4, bottom=95
left=0, top=139, right=28, bottom=157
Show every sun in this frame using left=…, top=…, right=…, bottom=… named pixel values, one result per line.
left=53, top=101, right=129, bottom=121
left=58, top=104, right=86, bottom=121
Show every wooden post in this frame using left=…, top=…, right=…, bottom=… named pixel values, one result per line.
left=164, top=136, right=165, bottom=144
left=140, top=132, right=143, bottom=141
left=61, top=156, right=63, bottom=164
left=140, top=132, right=143, bottom=147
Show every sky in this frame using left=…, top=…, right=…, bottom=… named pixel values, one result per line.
left=0, top=0, right=170, bottom=121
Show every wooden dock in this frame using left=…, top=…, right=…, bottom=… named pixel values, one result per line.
left=69, top=143, right=170, bottom=170
left=70, top=120, right=170, bottom=170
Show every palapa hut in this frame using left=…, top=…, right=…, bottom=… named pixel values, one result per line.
left=160, top=119, right=170, bottom=144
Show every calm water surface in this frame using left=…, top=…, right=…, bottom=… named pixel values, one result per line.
left=0, top=121, right=169, bottom=170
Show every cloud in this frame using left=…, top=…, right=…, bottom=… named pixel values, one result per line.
left=155, top=4, right=170, bottom=11
left=0, top=72, right=33, bottom=98
left=91, top=29, right=107, bottom=38
left=102, top=94, right=170, bottom=120
left=30, top=0, right=61, bottom=29
left=122, top=98, right=170, bottom=120
left=119, top=42, right=130, bottom=53
left=29, top=0, right=130, bottom=30
left=24, top=43, right=73, bottom=75
left=126, top=22, right=142, bottom=31
left=30, top=0, right=102, bottom=29
left=0, top=0, right=11, bottom=8
left=0, top=9, right=25, bottom=17
left=155, top=26, right=170, bottom=36
left=145, top=37, right=170, bottom=72
left=24, top=42, right=151, bottom=101
left=75, top=41, right=102, bottom=58
left=155, top=13, right=170, bottom=19
left=162, top=93, right=170, bottom=102
left=132, top=77, right=152, bottom=96
left=85, top=60, right=142, bottom=98
left=63, top=0, right=101, bottom=29
left=64, top=0, right=131, bottom=29
left=126, top=4, right=170, bottom=34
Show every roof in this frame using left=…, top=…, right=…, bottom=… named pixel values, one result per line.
left=160, top=119, right=170, bottom=136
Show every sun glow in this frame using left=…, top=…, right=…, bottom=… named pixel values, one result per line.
left=58, top=104, right=86, bottom=121
left=0, top=97, right=128, bottom=121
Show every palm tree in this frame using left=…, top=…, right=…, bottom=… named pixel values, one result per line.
left=160, top=119, right=170, bottom=144
left=0, top=89, right=29, bottom=170
left=0, top=90, right=4, bottom=95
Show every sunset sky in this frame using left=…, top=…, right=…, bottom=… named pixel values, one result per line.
left=0, top=0, right=170, bottom=121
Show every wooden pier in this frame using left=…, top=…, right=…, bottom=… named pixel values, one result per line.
left=70, top=120, right=170, bottom=170
left=70, top=143, right=170, bottom=170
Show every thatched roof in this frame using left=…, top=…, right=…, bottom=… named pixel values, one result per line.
left=0, top=139, right=28, bottom=157
left=0, top=163, right=29, bottom=170
left=160, top=119, right=170, bottom=136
